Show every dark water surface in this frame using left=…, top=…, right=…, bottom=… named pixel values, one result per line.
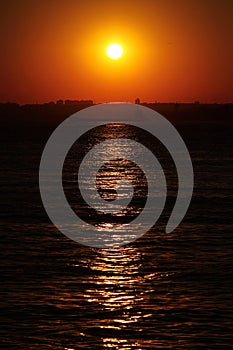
left=1, top=119, right=233, bottom=349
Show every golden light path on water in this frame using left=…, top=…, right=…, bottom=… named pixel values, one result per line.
left=78, top=246, right=157, bottom=349
left=38, top=118, right=197, bottom=349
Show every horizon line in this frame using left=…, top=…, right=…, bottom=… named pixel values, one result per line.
left=1, top=100, right=233, bottom=106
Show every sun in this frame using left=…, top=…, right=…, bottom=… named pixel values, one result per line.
left=106, top=43, right=123, bottom=60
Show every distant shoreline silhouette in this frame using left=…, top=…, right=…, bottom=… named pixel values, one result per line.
left=0, top=99, right=233, bottom=124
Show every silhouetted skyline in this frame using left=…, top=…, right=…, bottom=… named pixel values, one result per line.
left=1, top=100, right=232, bottom=125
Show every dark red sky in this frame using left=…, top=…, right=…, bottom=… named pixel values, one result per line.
left=0, top=0, right=233, bottom=104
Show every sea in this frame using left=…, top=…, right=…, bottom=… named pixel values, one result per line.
left=1, top=106, right=233, bottom=349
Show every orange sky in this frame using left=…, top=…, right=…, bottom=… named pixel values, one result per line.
left=0, top=0, right=233, bottom=104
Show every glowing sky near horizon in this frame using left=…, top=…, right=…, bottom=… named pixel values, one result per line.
left=0, top=0, right=232, bottom=104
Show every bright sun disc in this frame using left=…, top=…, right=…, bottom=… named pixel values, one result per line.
left=106, top=43, right=123, bottom=60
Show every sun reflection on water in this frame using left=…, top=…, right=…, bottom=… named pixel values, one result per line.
left=102, top=337, right=143, bottom=349
left=79, top=246, right=157, bottom=349
left=60, top=124, right=175, bottom=348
